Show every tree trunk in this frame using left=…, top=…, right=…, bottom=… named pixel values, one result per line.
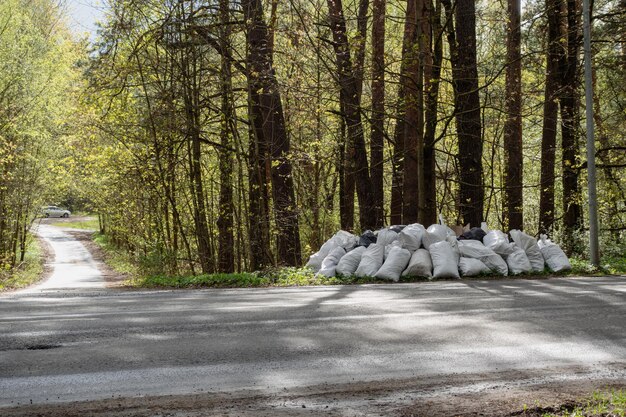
left=401, top=0, right=424, bottom=224
left=327, top=0, right=376, bottom=231
left=248, top=92, right=273, bottom=270
left=370, top=0, right=385, bottom=227
left=217, top=0, right=235, bottom=273
left=448, top=0, right=484, bottom=227
left=244, top=0, right=302, bottom=266
left=390, top=86, right=405, bottom=225
left=539, top=0, right=565, bottom=234
left=338, top=115, right=355, bottom=231
left=504, top=0, right=524, bottom=230
left=423, top=0, right=441, bottom=226
left=560, top=0, right=582, bottom=244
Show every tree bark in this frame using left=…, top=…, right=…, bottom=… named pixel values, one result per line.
left=244, top=0, right=302, bottom=266
left=390, top=86, right=405, bottom=225
left=370, top=0, right=385, bottom=227
left=327, top=0, right=376, bottom=231
left=448, top=0, right=484, bottom=227
left=504, top=0, right=524, bottom=230
left=217, top=0, right=235, bottom=273
left=401, top=0, right=424, bottom=224
left=560, top=0, right=582, bottom=243
left=423, top=0, right=441, bottom=226
left=539, top=0, right=565, bottom=234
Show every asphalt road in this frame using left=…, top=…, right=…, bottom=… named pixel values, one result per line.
left=1, top=275, right=625, bottom=410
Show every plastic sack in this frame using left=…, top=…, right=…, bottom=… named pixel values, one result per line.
left=398, top=223, right=425, bottom=252
left=317, top=247, right=346, bottom=277
left=376, top=228, right=399, bottom=249
left=335, top=246, right=366, bottom=276
left=389, top=225, right=406, bottom=233
left=429, top=241, right=460, bottom=279
left=458, top=227, right=487, bottom=242
left=375, top=246, right=411, bottom=282
left=306, top=231, right=357, bottom=272
left=538, top=235, right=572, bottom=272
left=483, top=230, right=516, bottom=258
left=423, top=224, right=453, bottom=250
left=506, top=246, right=532, bottom=275
left=354, top=243, right=384, bottom=277
left=510, top=229, right=545, bottom=272
left=458, top=240, right=508, bottom=276
left=458, top=257, right=490, bottom=277
left=384, top=240, right=402, bottom=260
left=402, top=248, right=433, bottom=278
left=358, top=230, right=377, bottom=247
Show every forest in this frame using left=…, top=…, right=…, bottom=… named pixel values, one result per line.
left=0, top=0, right=624, bottom=277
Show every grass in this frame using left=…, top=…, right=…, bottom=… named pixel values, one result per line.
left=524, top=389, right=626, bottom=416
left=133, top=266, right=438, bottom=289
left=0, top=235, right=44, bottom=291
left=49, top=217, right=100, bottom=230
left=92, top=233, right=139, bottom=280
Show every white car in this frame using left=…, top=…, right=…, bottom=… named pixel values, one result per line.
left=43, top=206, right=71, bottom=218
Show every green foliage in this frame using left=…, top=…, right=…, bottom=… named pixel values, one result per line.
left=0, top=235, right=43, bottom=291
left=93, top=233, right=139, bottom=278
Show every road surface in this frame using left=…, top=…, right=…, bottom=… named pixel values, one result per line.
left=2, top=278, right=626, bottom=415
left=1, top=225, right=625, bottom=415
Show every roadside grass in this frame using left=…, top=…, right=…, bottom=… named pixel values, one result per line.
left=49, top=217, right=99, bottom=230
left=522, top=389, right=626, bottom=416
left=0, top=235, right=44, bottom=291
left=92, top=233, right=140, bottom=280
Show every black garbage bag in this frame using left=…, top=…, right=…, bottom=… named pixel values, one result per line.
left=458, top=227, right=487, bottom=242
left=358, top=230, right=377, bottom=247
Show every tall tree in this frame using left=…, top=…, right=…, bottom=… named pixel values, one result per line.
left=423, top=0, right=442, bottom=226
left=327, top=0, right=376, bottom=230
left=539, top=0, right=565, bottom=234
left=445, top=0, right=484, bottom=227
left=560, top=0, right=583, bottom=244
left=244, top=0, right=302, bottom=266
left=370, top=0, right=386, bottom=227
left=401, top=0, right=423, bottom=224
left=504, top=0, right=524, bottom=230
left=217, top=0, right=235, bottom=272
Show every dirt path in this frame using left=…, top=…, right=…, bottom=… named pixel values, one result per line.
left=23, top=217, right=126, bottom=292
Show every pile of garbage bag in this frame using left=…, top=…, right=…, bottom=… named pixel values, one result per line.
left=306, top=223, right=571, bottom=281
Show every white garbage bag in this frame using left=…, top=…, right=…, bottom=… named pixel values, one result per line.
left=384, top=240, right=402, bottom=260
left=305, top=231, right=357, bottom=272
left=458, top=257, right=490, bottom=277
left=483, top=230, right=516, bottom=258
left=375, top=246, right=411, bottom=282
left=429, top=241, right=460, bottom=279
left=402, top=248, right=433, bottom=278
left=510, top=229, right=545, bottom=272
left=506, top=246, right=532, bottom=275
left=538, top=235, right=572, bottom=272
left=335, top=246, right=366, bottom=276
left=458, top=240, right=508, bottom=276
left=317, top=247, right=346, bottom=277
left=423, top=224, right=454, bottom=250
left=376, top=228, right=399, bottom=248
left=354, top=243, right=384, bottom=277
left=398, top=223, right=425, bottom=252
